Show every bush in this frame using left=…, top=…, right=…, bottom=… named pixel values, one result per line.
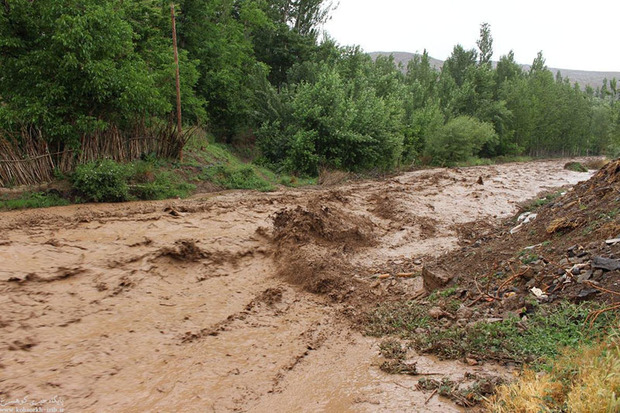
left=72, top=160, right=132, bottom=202
left=425, top=116, right=498, bottom=165
left=564, top=161, right=588, bottom=172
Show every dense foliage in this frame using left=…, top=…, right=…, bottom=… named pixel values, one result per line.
left=1, top=1, right=619, bottom=176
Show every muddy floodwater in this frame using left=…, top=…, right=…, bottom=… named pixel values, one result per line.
left=0, top=160, right=593, bottom=412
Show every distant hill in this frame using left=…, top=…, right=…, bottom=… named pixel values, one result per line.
left=369, top=51, right=620, bottom=89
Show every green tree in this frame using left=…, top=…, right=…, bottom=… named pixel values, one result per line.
left=0, top=0, right=202, bottom=146
left=425, top=116, right=498, bottom=165
left=477, top=22, right=493, bottom=66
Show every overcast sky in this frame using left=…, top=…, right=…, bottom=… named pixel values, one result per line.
left=322, top=0, right=619, bottom=72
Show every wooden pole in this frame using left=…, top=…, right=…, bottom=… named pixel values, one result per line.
left=171, top=3, right=183, bottom=161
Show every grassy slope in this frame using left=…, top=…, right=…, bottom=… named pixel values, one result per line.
left=0, top=134, right=316, bottom=211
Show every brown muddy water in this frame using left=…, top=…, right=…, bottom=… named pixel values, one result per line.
left=0, top=160, right=593, bottom=412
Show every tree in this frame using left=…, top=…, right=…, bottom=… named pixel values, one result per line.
left=477, top=22, right=493, bottom=66
left=0, top=0, right=202, bottom=146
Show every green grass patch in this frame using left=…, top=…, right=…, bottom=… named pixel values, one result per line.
left=184, top=135, right=316, bottom=191
left=365, top=299, right=616, bottom=367
left=131, top=170, right=195, bottom=200
left=0, top=191, right=70, bottom=210
left=521, top=191, right=564, bottom=212
left=201, top=164, right=274, bottom=191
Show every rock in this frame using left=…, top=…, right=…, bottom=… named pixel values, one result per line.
left=570, top=266, right=581, bottom=276
left=577, top=270, right=593, bottom=283
left=422, top=266, right=453, bottom=292
left=502, top=294, right=521, bottom=311
left=593, top=256, right=620, bottom=271
left=521, top=266, right=535, bottom=280
left=413, top=259, right=422, bottom=266
left=575, top=288, right=600, bottom=302
left=456, top=306, right=474, bottom=320
left=466, top=357, right=479, bottom=366
left=428, top=307, right=444, bottom=319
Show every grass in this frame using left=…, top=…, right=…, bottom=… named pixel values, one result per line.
left=488, top=332, right=620, bottom=412
left=0, top=191, right=70, bottom=211
left=521, top=190, right=564, bottom=212
left=365, top=298, right=617, bottom=366
left=184, top=134, right=316, bottom=191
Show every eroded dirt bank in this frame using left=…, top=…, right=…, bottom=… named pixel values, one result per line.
left=0, top=160, right=593, bottom=412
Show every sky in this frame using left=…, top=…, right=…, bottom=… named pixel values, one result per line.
left=322, top=0, right=620, bottom=72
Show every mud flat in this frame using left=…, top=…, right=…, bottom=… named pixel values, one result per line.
left=0, top=160, right=593, bottom=412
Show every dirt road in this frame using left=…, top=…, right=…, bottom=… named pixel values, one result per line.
left=0, top=160, right=593, bottom=412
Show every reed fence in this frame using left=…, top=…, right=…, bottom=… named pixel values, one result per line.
left=0, top=122, right=189, bottom=187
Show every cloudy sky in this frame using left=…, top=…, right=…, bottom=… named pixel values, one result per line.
left=322, top=0, right=619, bottom=72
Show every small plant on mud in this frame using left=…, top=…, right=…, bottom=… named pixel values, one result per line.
left=379, top=338, right=407, bottom=360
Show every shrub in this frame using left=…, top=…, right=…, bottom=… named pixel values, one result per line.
left=72, top=160, right=131, bottom=202
left=564, top=161, right=588, bottom=172
left=425, top=116, right=498, bottom=165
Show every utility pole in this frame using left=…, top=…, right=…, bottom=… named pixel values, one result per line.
left=171, top=3, right=183, bottom=161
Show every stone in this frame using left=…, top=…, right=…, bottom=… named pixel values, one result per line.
left=577, top=270, right=593, bottom=283
left=429, top=307, right=444, bottom=319
left=466, top=357, right=479, bottom=366
left=422, top=266, right=453, bottom=292
left=456, top=306, right=474, bottom=320
left=593, top=256, right=620, bottom=271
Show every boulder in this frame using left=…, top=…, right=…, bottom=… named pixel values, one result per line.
left=422, top=265, right=453, bottom=292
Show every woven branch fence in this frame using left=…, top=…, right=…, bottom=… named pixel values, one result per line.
left=0, top=122, right=190, bottom=187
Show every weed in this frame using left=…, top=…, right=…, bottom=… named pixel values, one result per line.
left=520, top=253, right=539, bottom=264
left=488, top=333, right=620, bottom=412
left=379, top=338, right=407, bottom=360
left=365, top=301, right=432, bottom=337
